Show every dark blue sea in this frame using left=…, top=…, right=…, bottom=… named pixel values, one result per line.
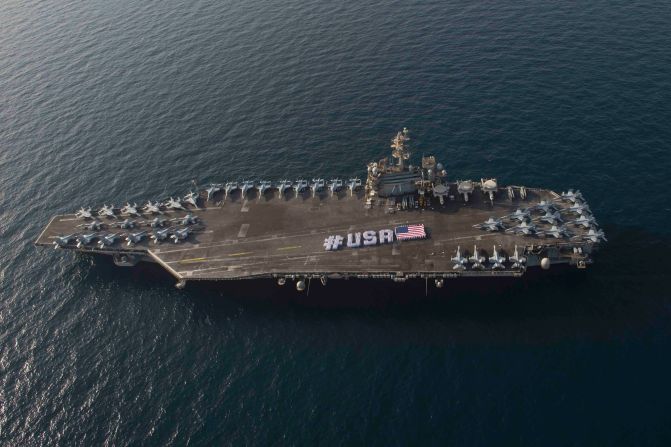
left=2, top=0, right=671, bottom=444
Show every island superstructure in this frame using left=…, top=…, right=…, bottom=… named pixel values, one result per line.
left=35, top=129, right=606, bottom=291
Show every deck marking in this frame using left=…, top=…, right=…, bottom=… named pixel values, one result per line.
left=230, top=251, right=253, bottom=257
left=179, top=257, right=207, bottom=264
left=277, top=245, right=301, bottom=251
left=241, top=200, right=250, bottom=212
left=237, top=224, right=250, bottom=238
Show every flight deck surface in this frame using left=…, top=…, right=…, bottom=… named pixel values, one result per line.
left=35, top=187, right=592, bottom=283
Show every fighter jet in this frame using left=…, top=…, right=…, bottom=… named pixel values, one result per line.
left=538, top=225, right=571, bottom=239
left=151, top=228, right=171, bottom=244
left=509, top=245, right=526, bottom=269
left=561, top=202, right=591, bottom=216
left=558, top=189, right=584, bottom=204
left=98, top=204, right=116, bottom=219
left=172, top=213, right=198, bottom=226
left=76, top=232, right=98, bottom=248
left=451, top=246, right=467, bottom=271
left=125, top=231, right=147, bottom=246
left=53, top=234, right=76, bottom=249
left=164, top=197, right=184, bottom=210
left=311, top=178, right=325, bottom=198
left=258, top=180, right=272, bottom=197
left=295, top=179, right=309, bottom=197
left=575, top=227, right=607, bottom=243
left=328, top=179, right=343, bottom=197
left=170, top=227, right=190, bottom=243
left=504, top=208, right=531, bottom=222
left=78, top=219, right=102, bottom=231
left=241, top=181, right=256, bottom=198
left=121, top=202, right=141, bottom=217
left=277, top=180, right=293, bottom=197
left=75, top=207, right=93, bottom=219
left=505, top=221, right=537, bottom=235
left=348, top=178, right=362, bottom=196
left=97, top=233, right=120, bottom=248
left=568, top=214, right=597, bottom=228
left=488, top=245, right=506, bottom=270
left=531, top=200, right=558, bottom=214
left=469, top=245, right=486, bottom=269
left=224, top=182, right=239, bottom=199
left=183, top=191, right=200, bottom=208
left=205, top=184, right=223, bottom=202
left=534, top=210, right=563, bottom=225
left=114, top=219, right=136, bottom=230
left=143, top=201, right=163, bottom=214
left=473, top=217, right=504, bottom=232
left=146, top=216, right=168, bottom=228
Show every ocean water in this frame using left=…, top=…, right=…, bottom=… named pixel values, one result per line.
left=2, top=0, right=671, bottom=444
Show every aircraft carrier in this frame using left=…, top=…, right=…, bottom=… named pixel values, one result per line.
left=35, top=129, right=606, bottom=292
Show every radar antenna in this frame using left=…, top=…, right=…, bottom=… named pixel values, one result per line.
left=390, top=127, right=411, bottom=171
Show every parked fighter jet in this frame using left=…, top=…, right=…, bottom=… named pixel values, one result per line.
left=277, top=180, right=293, bottom=197
left=170, top=227, right=190, bottom=243
left=558, top=189, right=584, bottom=203
left=115, top=219, right=136, bottom=230
left=143, top=201, right=162, bottom=214
left=534, top=210, right=563, bottom=225
left=561, top=202, right=591, bottom=215
left=295, top=179, right=309, bottom=197
left=205, top=184, right=223, bottom=202
left=531, top=200, right=558, bottom=214
left=125, top=231, right=147, bottom=246
left=224, top=182, right=239, bottom=199
left=146, top=216, right=168, bottom=228
left=489, top=246, right=506, bottom=270
left=173, top=213, right=198, bottom=226
left=258, top=180, right=272, bottom=197
left=75, top=207, right=93, bottom=219
left=164, top=197, right=184, bottom=210
left=311, top=178, right=325, bottom=198
left=569, top=214, right=596, bottom=228
left=328, top=179, right=343, bottom=197
left=509, top=245, right=526, bottom=269
left=241, top=181, right=256, bottom=198
left=473, top=217, right=504, bottom=232
left=504, top=208, right=530, bottom=222
left=76, top=233, right=98, bottom=248
left=119, top=202, right=140, bottom=217
left=98, top=204, right=116, bottom=219
left=469, top=245, right=486, bottom=269
left=97, top=233, right=120, bottom=248
left=348, top=178, right=362, bottom=196
left=183, top=191, right=200, bottom=208
left=53, top=234, right=76, bottom=249
left=151, top=228, right=171, bottom=244
left=575, top=227, right=607, bottom=243
left=538, top=225, right=571, bottom=239
left=505, top=221, right=537, bottom=235
left=78, top=219, right=102, bottom=231
left=451, top=246, right=467, bottom=271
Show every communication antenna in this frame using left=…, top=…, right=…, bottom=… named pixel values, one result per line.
left=390, top=128, right=410, bottom=171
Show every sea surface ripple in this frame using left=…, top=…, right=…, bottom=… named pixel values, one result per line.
left=1, top=0, right=671, bottom=444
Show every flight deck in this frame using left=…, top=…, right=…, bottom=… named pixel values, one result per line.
left=35, top=129, right=605, bottom=291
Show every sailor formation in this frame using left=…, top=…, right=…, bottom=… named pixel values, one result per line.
left=36, top=129, right=606, bottom=291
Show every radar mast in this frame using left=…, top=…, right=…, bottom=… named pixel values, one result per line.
left=390, top=127, right=410, bottom=171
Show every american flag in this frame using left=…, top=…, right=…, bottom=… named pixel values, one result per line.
left=394, top=224, right=426, bottom=241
